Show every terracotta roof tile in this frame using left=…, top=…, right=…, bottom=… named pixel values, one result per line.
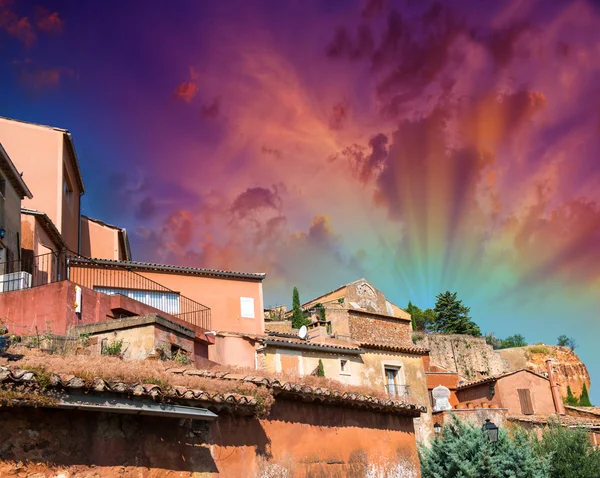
left=70, top=257, right=265, bottom=281
left=508, top=414, right=600, bottom=427
left=456, top=368, right=549, bottom=390
left=359, top=342, right=430, bottom=355
left=0, top=367, right=258, bottom=414
left=167, top=368, right=426, bottom=416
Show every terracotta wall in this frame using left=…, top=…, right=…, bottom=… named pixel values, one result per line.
left=131, top=270, right=264, bottom=335
left=433, top=408, right=507, bottom=430
left=456, top=373, right=556, bottom=415
left=426, top=372, right=460, bottom=408
left=60, top=136, right=81, bottom=253
left=0, top=119, right=61, bottom=227
left=80, top=217, right=122, bottom=260
left=496, top=372, right=555, bottom=415
left=212, top=334, right=257, bottom=367
left=348, top=310, right=412, bottom=346
left=0, top=281, right=210, bottom=344
left=0, top=401, right=421, bottom=477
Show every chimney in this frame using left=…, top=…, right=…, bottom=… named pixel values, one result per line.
left=546, top=359, right=566, bottom=415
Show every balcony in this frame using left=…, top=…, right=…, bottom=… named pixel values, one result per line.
left=385, top=384, right=410, bottom=402
left=0, top=251, right=211, bottom=331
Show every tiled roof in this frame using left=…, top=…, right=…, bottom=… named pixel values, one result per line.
left=359, top=342, right=430, bottom=356
left=508, top=414, right=600, bottom=428
left=0, top=367, right=258, bottom=415
left=69, top=257, right=266, bottom=281
left=456, top=368, right=549, bottom=390
left=1, top=366, right=426, bottom=416
left=168, top=368, right=426, bottom=416
left=264, top=336, right=363, bottom=353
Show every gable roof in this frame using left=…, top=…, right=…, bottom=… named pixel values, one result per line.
left=301, top=278, right=409, bottom=318
left=82, top=215, right=132, bottom=261
left=70, top=257, right=266, bottom=281
left=21, top=208, right=68, bottom=250
left=0, top=117, right=85, bottom=193
left=456, top=368, right=549, bottom=390
left=0, top=143, right=33, bottom=199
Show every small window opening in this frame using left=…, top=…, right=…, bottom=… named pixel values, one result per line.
left=340, top=359, right=348, bottom=373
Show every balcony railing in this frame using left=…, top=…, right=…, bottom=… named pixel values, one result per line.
left=0, top=251, right=211, bottom=330
left=385, top=384, right=410, bottom=402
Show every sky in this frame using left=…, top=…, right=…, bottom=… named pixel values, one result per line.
left=1, top=0, right=599, bottom=402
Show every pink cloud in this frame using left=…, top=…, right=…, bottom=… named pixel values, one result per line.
left=35, top=7, right=64, bottom=34
left=174, top=81, right=198, bottom=103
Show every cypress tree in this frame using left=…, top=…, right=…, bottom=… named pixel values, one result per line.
left=317, top=359, right=325, bottom=377
left=292, top=286, right=304, bottom=329
left=565, top=385, right=578, bottom=406
left=579, top=383, right=592, bottom=407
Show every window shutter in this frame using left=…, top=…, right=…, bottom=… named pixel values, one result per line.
left=518, top=389, right=534, bottom=415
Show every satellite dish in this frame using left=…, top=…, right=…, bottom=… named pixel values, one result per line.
left=298, top=325, right=308, bottom=340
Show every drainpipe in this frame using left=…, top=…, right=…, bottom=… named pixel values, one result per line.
left=255, top=345, right=266, bottom=370
left=546, top=359, right=565, bottom=415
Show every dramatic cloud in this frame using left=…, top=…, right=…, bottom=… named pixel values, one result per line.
left=230, top=186, right=282, bottom=218
left=174, top=81, right=198, bottom=103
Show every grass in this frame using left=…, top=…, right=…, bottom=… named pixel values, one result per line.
left=528, top=345, right=550, bottom=355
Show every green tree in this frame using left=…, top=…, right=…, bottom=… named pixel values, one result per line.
left=419, top=416, right=550, bottom=478
left=485, top=332, right=501, bottom=349
left=499, top=334, right=527, bottom=349
left=317, top=359, right=325, bottom=377
left=431, top=291, right=481, bottom=336
left=407, top=302, right=438, bottom=331
left=557, top=335, right=577, bottom=351
left=291, top=286, right=307, bottom=329
left=579, top=383, right=592, bottom=407
left=533, top=420, right=600, bottom=478
left=565, top=385, right=579, bottom=406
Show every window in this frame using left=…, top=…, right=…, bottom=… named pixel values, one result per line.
left=94, top=287, right=180, bottom=315
left=518, top=389, right=534, bottom=415
left=240, top=297, right=255, bottom=318
left=340, top=359, right=350, bottom=376
left=63, top=170, right=74, bottom=206
left=385, top=367, right=399, bottom=395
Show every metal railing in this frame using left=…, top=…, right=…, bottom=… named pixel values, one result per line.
left=0, top=251, right=211, bottom=330
left=386, top=384, right=410, bottom=402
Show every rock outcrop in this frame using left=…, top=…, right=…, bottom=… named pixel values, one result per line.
left=416, top=334, right=591, bottom=398
left=498, top=345, right=590, bottom=398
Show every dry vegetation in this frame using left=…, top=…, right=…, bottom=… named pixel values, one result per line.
left=3, top=349, right=385, bottom=399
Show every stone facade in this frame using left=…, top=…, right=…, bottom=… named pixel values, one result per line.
left=348, top=310, right=412, bottom=346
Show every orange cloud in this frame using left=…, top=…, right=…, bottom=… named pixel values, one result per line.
left=174, top=81, right=198, bottom=103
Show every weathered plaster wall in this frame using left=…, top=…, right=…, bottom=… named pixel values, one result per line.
left=0, top=401, right=421, bottom=477
left=433, top=409, right=507, bottom=429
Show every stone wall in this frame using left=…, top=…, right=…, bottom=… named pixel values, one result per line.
left=348, top=310, right=412, bottom=346
left=415, top=334, right=508, bottom=382
left=0, top=401, right=421, bottom=477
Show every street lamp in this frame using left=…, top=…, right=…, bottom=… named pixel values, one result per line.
left=482, top=418, right=499, bottom=443
left=433, top=422, right=441, bottom=437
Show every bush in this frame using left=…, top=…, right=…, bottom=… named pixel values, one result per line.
left=102, top=339, right=123, bottom=356
left=412, top=332, right=425, bottom=344
left=533, top=420, right=600, bottom=478
left=528, top=345, right=550, bottom=355
left=317, top=359, right=325, bottom=377
left=419, top=416, right=550, bottom=478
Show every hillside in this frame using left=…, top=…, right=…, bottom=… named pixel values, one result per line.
left=415, top=334, right=591, bottom=398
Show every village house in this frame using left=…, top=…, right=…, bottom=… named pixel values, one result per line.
left=0, top=144, right=32, bottom=269
left=0, top=117, right=266, bottom=364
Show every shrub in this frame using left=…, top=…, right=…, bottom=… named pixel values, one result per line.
left=564, top=385, right=578, bottom=406
left=528, top=345, right=550, bottom=355
left=579, top=383, right=592, bottom=407
left=412, top=332, right=425, bottom=344
left=419, top=416, right=550, bottom=478
left=317, top=359, right=325, bottom=377
left=173, top=349, right=191, bottom=366
left=533, top=419, right=600, bottom=478
left=102, top=339, right=123, bottom=357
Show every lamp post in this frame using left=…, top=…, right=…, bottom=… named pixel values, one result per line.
left=482, top=418, right=499, bottom=444
left=433, top=422, right=441, bottom=437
